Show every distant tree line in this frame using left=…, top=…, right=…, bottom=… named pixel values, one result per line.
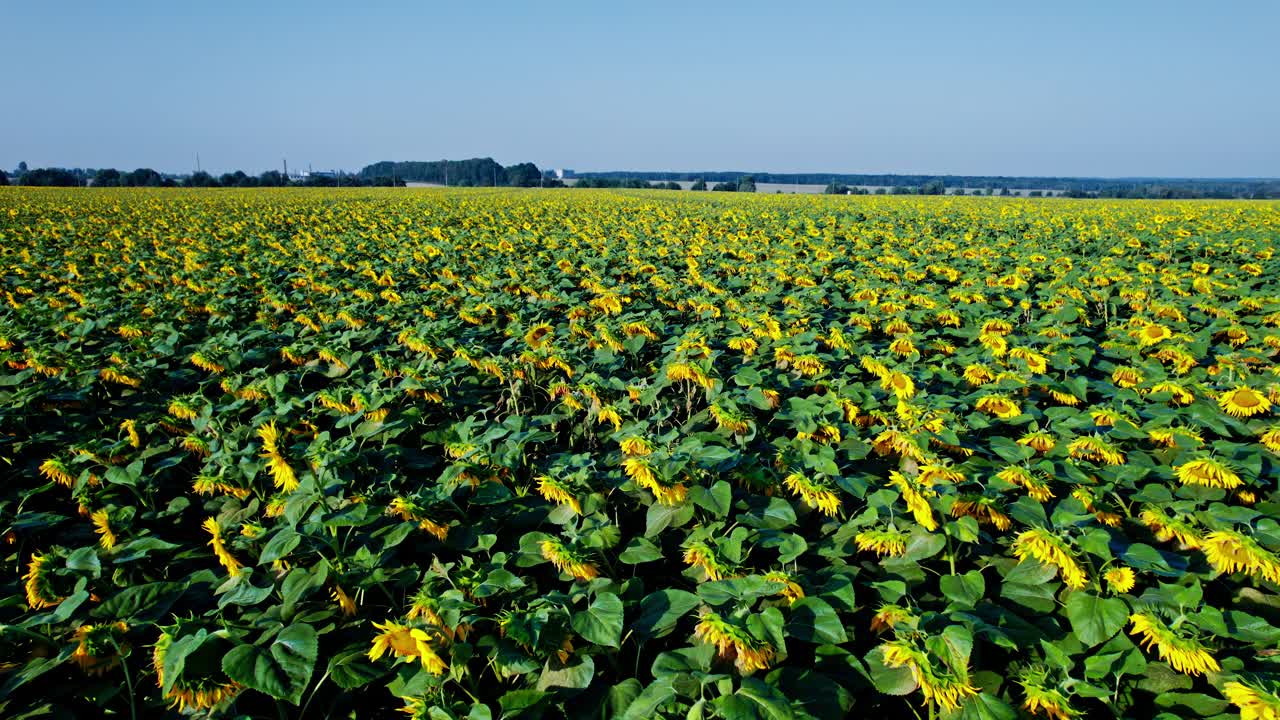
left=5, top=163, right=406, bottom=188
left=572, top=177, right=682, bottom=190
left=358, top=159, right=560, bottom=187
left=575, top=170, right=1280, bottom=199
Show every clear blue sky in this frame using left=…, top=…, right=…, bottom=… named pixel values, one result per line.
left=3, top=1, right=1277, bottom=178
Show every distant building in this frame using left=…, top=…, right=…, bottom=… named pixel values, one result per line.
left=555, top=168, right=574, bottom=179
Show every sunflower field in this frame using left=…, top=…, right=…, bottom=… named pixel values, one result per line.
left=2, top=187, right=1280, bottom=719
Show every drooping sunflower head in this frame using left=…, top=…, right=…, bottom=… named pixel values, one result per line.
left=1220, top=386, right=1272, bottom=418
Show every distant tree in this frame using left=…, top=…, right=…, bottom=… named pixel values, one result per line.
left=711, top=181, right=737, bottom=192
left=874, top=187, right=887, bottom=195
left=21, top=168, right=79, bottom=186
left=17, top=162, right=28, bottom=174
left=123, top=168, right=163, bottom=187
left=656, top=181, right=681, bottom=190
left=999, top=187, right=1011, bottom=196
left=891, top=186, right=911, bottom=195
left=1028, top=190, right=1042, bottom=197
left=737, top=175, right=757, bottom=193
left=93, top=168, right=122, bottom=187
left=951, top=188, right=966, bottom=196
left=185, top=171, right=218, bottom=187
left=258, top=170, right=287, bottom=187
left=690, top=179, right=707, bottom=191
left=0, top=169, right=8, bottom=186
left=824, top=181, right=850, bottom=195
left=920, top=179, right=946, bottom=195
left=505, top=163, right=542, bottom=187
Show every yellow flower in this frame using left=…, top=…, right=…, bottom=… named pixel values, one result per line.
left=1128, top=612, right=1220, bottom=676
left=1104, top=566, right=1136, bottom=594
left=257, top=421, right=299, bottom=492
left=523, top=322, right=554, bottom=348
left=333, top=584, right=357, bottom=616
left=684, top=541, right=732, bottom=580
left=623, top=456, right=687, bottom=505
left=997, top=466, right=1054, bottom=502
left=597, top=405, right=623, bottom=431
left=1019, top=674, right=1079, bottom=720
left=783, top=472, right=841, bottom=517
left=763, top=571, right=804, bottom=604
left=203, top=517, right=242, bottom=575
left=1223, top=680, right=1280, bottom=720
left=1261, top=427, right=1280, bottom=453
left=963, top=364, right=994, bottom=386
left=881, top=371, right=916, bottom=400
left=1134, top=323, right=1173, bottom=347
left=1111, top=366, right=1144, bottom=388
left=72, top=622, right=130, bottom=676
left=152, top=630, right=242, bottom=711
left=1139, top=506, right=1202, bottom=548
left=620, top=435, right=652, bottom=456
left=694, top=611, right=775, bottom=673
left=1201, top=529, right=1280, bottom=584
left=1174, top=456, right=1242, bottom=489
left=855, top=528, right=908, bottom=557
left=1220, top=386, right=1272, bottom=418
left=1150, top=381, right=1195, bottom=405
left=976, top=394, right=1021, bottom=419
left=39, top=458, right=76, bottom=487
left=24, top=551, right=62, bottom=609
left=1017, top=430, right=1056, bottom=453
left=536, top=475, right=582, bottom=515
left=870, top=604, right=915, bottom=633
left=368, top=621, right=448, bottom=674
left=951, top=496, right=1012, bottom=531
left=540, top=539, right=599, bottom=580
left=1012, top=528, right=1087, bottom=589
left=886, top=471, right=936, bottom=531
left=1067, top=435, right=1125, bottom=465
left=880, top=640, right=979, bottom=712
left=91, top=509, right=117, bottom=550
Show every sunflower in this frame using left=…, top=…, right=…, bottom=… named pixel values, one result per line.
left=1263, top=427, right=1280, bottom=454
left=1012, top=528, right=1087, bottom=589
left=536, top=475, right=582, bottom=515
left=1149, top=381, right=1195, bottom=405
left=880, top=640, right=979, bottom=712
left=1174, top=456, right=1242, bottom=489
left=1018, top=668, right=1079, bottom=720
left=870, top=604, right=915, bottom=633
left=202, top=518, right=242, bottom=575
left=1220, top=386, right=1272, bottom=418
left=890, top=471, right=937, bottom=531
left=1201, top=529, right=1280, bottom=584
left=1139, top=506, right=1202, bottom=548
left=976, top=395, right=1021, bottom=419
left=881, top=371, right=916, bottom=400
left=368, top=621, right=448, bottom=674
left=1017, top=430, right=1056, bottom=453
left=1134, top=323, right=1173, bottom=347
left=1223, top=680, right=1280, bottom=720
left=540, top=539, right=599, bottom=581
left=91, top=509, right=117, bottom=550
left=152, top=630, right=242, bottom=711
left=1067, top=435, right=1125, bottom=465
left=1128, top=612, right=1220, bottom=676
left=683, top=541, right=733, bottom=580
left=24, top=551, right=62, bottom=609
left=1104, top=566, right=1136, bottom=594
left=1111, top=366, right=1144, bottom=388
left=783, top=472, right=841, bottom=517
left=694, top=611, right=775, bottom=673
left=855, top=528, right=909, bottom=557
left=72, top=622, right=130, bottom=676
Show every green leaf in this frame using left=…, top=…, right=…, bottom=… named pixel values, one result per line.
left=221, top=623, right=318, bottom=705
left=940, top=571, right=986, bottom=609
left=618, top=537, right=663, bottom=564
left=499, top=689, right=548, bottom=717
left=865, top=646, right=918, bottom=695
left=785, top=597, right=848, bottom=643
left=691, top=480, right=733, bottom=517
left=536, top=655, right=594, bottom=690
left=327, top=647, right=385, bottom=690
left=1065, top=593, right=1129, bottom=647
left=92, top=581, right=186, bottom=621
left=620, top=677, right=677, bottom=720
left=259, top=528, right=302, bottom=564
left=698, top=576, right=784, bottom=606
left=572, top=592, right=624, bottom=648
left=633, top=589, right=700, bottom=640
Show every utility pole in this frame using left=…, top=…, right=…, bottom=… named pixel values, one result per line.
left=196, top=153, right=201, bottom=174
left=283, top=158, right=288, bottom=185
